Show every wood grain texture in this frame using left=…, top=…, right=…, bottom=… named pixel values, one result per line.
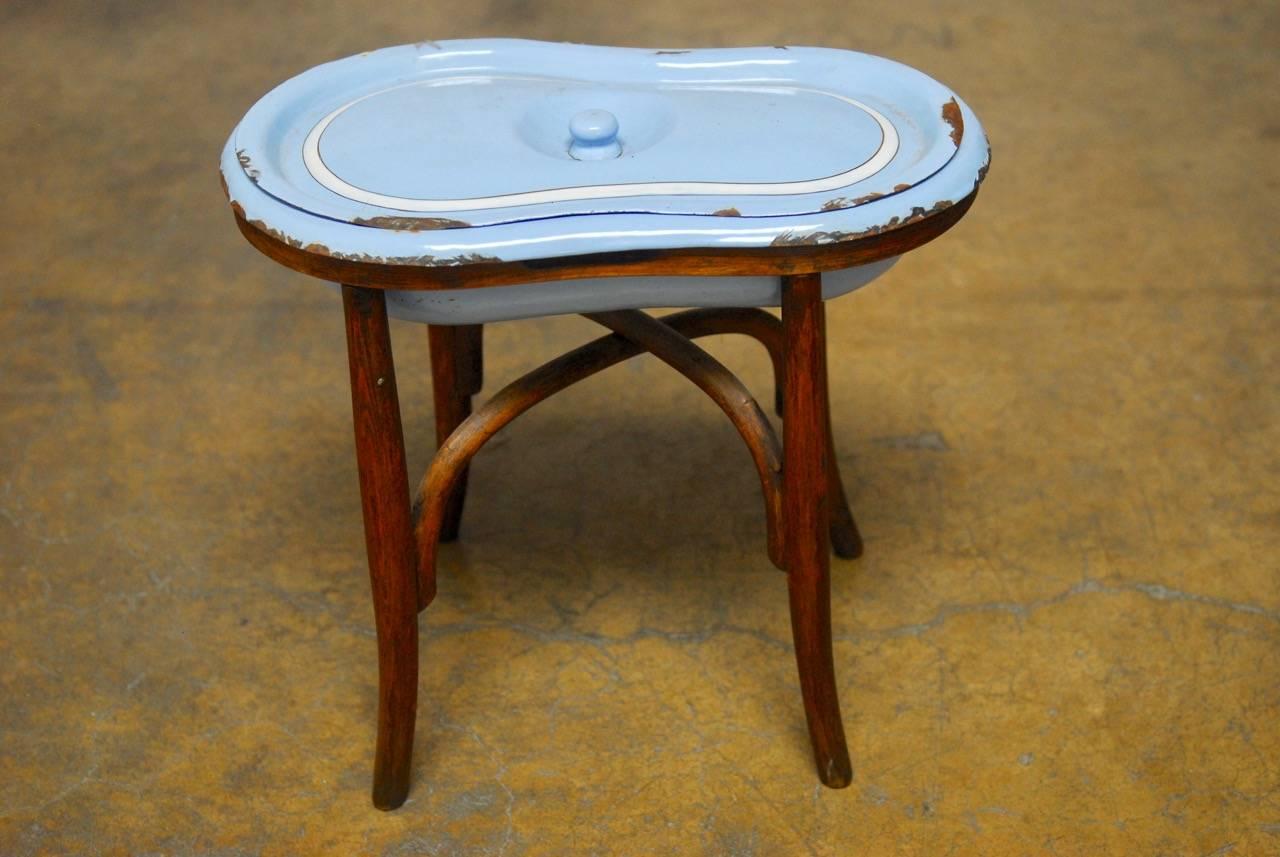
left=781, top=272, right=853, bottom=788
left=342, top=285, right=420, bottom=810
left=233, top=192, right=976, bottom=291
left=427, top=324, right=482, bottom=542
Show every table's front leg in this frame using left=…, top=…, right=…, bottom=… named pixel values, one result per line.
left=342, top=285, right=420, bottom=810
left=781, top=272, right=853, bottom=789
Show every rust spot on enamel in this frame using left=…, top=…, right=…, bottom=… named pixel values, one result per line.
left=893, top=183, right=911, bottom=192
left=821, top=192, right=885, bottom=211
left=771, top=200, right=954, bottom=246
left=941, top=98, right=963, bottom=147
left=249, top=218, right=304, bottom=249
left=321, top=246, right=502, bottom=266
left=713, top=207, right=741, bottom=217
left=235, top=149, right=261, bottom=183
left=353, top=215, right=471, bottom=231
left=235, top=209, right=502, bottom=267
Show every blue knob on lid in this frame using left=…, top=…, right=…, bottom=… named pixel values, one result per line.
left=569, top=109, right=622, bottom=160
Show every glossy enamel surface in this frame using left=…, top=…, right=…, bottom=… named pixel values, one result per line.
left=221, top=39, right=989, bottom=268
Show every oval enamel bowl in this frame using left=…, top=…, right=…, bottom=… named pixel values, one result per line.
left=231, top=40, right=970, bottom=228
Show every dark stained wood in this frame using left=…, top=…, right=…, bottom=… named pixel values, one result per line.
left=458, top=324, right=483, bottom=395
left=781, top=272, right=853, bottom=789
left=233, top=191, right=977, bottom=291
left=672, top=307, right=862, bottom=557
left=427, top=324, right=482, bottom=542
left=412, top=309, right=791, bottom=602
left=341, top=285, right=420, bottom=810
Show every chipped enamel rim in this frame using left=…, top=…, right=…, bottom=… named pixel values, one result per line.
left=301, top=77, right=900, bottom=212
left=222, top=40, right=990, bottom=267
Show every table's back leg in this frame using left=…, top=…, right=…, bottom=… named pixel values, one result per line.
left=781, top=273, right=853, bottom=789
left=428, top=324, right=483, bottom=542
left=824, top=351, right=864, bottom=560
left=343, top=285, right=420, bottom=810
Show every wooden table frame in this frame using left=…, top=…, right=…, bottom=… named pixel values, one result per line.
left=235, top=190, right=976, bottom=810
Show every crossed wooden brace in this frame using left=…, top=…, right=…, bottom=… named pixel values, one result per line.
left=411, top=306, right=864, bottom=610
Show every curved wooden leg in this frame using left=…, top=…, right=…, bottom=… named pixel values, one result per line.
left=343, top=285, right=419, bottom=810
left=669, top=308, right=863, bottom=559
left=428, top=324, right=482, bottom=542
left=781, top=273, right=852, bottom=789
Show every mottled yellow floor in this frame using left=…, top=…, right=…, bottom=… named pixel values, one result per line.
left=2, top=1, right=1277, bottom=854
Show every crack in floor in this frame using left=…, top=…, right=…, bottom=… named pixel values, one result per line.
left=419, top=576, right=1279, bottom=654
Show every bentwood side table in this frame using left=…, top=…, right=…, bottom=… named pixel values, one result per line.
left=221, top=39, right=990, bottom=810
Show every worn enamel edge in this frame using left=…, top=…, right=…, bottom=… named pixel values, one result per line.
left=221, top=58, right=988, bottom=268
left=231, top=41, right=969, bottom=226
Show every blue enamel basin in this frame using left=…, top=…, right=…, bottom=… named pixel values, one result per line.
left=221, top=39, right=989, bottom=323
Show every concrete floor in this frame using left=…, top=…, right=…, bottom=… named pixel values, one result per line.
left=2, top=1, right=1277, bottom=854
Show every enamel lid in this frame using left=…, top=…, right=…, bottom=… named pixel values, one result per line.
left=230, top=40, right=978, bottom=231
